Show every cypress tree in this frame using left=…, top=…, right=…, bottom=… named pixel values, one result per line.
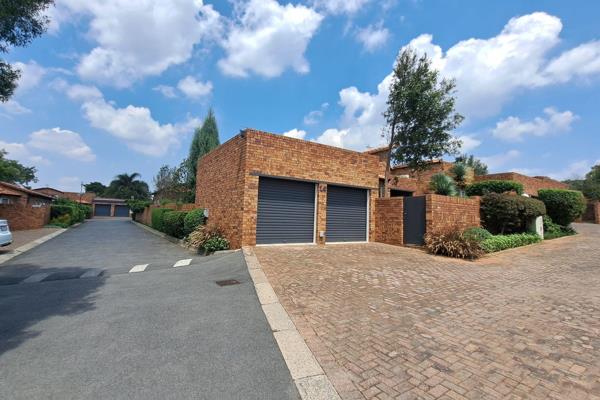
left=187, top=109, right=220, bottom=194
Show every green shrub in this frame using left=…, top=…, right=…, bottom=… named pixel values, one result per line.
left=151, top=208, right=172, bottom=232
left=50, top=199, right=89, bottom=225
left=185, top=224, right=229, bottom=253
left=81, top=205, right=92, bottom=219
left=49, top=214, right=71, bottom=227
left=465, top=180, right=524, bottom=196
left=429, top=173, right=458, bottom=196
left=481, top=193, right=546, bottom=234
left=537, top=189, right=585, bottom=226
left=462, top=227, right=492, bottom=243
left=480, top=233, right=541, bottom=253
left=424, top=227, right=484, bottom=259
left=162, top=211, right=188, bottom=239
left=50, top=204, right=74, bottom=219
left=203, top=236, right=230, bottom=253
left=183, top=209, right=205, bottom=236
left=543, top=215, right=576, bottom=240
left=127, top=199, right=151, bottom=217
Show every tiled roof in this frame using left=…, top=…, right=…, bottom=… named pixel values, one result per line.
left=0, top=181, right=54, bottom=199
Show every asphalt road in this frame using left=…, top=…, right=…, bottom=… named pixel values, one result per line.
left=0, top=219, right=299, bottom=400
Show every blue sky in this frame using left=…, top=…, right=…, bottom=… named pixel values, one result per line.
left=1, top=0, right=599, bottom=191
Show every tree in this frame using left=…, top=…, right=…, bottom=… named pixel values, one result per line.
left=153, top=164, right=190, bottom=202
left=84, top=181, right=106, bottom=195
left=1, top=0, right=54, bottom=102
left=382, top=48, right=463, bottom=196
left=104, top=172, right=150, bottom=200
left=455, top=154, right=488, bottom=176
left=186, top=109, right=220, bottom=195
left=582, top=164, right=600, bottom=200
left=450, top=162, right=473, bottom=194
left=0, top=149, right=37, bottom=185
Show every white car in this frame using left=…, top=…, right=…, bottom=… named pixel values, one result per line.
left=0, top=219, right=12, bottom=247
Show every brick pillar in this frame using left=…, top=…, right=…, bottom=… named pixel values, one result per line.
left=111, top=204, right=115, bottom=217
left=316, top=183, right=327, bottom=244
left=595, top=201, right=600, bottom=224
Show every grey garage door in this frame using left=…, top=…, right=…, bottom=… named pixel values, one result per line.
left=94, top=204, right=111, bottom=217
left=326, top=185, right=368, bottom=242
left=114, top=205, right=130, bottom=217
left=256, top=177, right=316, bottom=244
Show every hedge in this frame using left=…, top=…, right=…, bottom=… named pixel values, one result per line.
left=543, top=215, right=577, bottom=240
left=465, top=180, right=524, bottom=196
left=162, top=211, right=188, bottom=239
left=480, top=193, right=546, bottom=234
left=480, top=233, right=542, bottom=253
left=183, top=208, right=205, bottom=236
left=537, top=189, right=585, bottom=226
left=151, top=208, right=172, bottom=232
left=49, top=199, right=89, bottom=226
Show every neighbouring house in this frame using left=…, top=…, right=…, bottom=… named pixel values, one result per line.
left=195, top=129, right=479, bottom=248
left=34, top=187, right=96, bottom=204
left=0, top=181, right=53, bottom=230
left=92, top=198, right=130, bottom=217
left=473, top=172, right=568, bottom=197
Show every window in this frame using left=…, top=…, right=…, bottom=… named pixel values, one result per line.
left=0, top=197, right=13, bottom=204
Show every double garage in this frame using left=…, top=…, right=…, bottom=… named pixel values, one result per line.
left=256, top=177, right=369, bottom=245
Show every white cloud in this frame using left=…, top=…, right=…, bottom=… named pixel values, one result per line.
left=0, top=140, right=49, bottom=166
left=456, top=135, right=481, bottom=152
left=282, top=129, right=307, bottom=140
left=0, top=100, right=32, bottom=116
left=28, top=128, right=96, bottom=161
left=480, top=149, right=520, bottom=171
left=356, top=23, right=389, bottom=52
left=12, top=61, right=46, bottom=92
left=311, top=0, right=370, bottom=15
left=492, top=108, right=578, bottom=141
left=66, top=84, right=103, bottom=102
left=544, top=41, right=600, bottom=83
left=514, top=159, right=598, bottom=181
left=53, top=0, right=223, bottom=87
left=177, top=76, right=213, bottom=99
left=81, top=97, right=196, bottom=156
left=153, top=85, right=177, bottom=99
left=303, top=102, right=329, bottom=125
left=315, top=12, right=600, bottom=152
left=218, top=0, right=323, bottom=78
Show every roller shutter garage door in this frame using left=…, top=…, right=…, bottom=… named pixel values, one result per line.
left=114, top=205, right=130, bottom=217
left=256, top=177, right=316, bottom=244
left=326, top=185, right=368, bottom=242
left=94, top=204, right=111, bottom=217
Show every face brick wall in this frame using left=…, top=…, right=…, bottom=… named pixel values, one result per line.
left=196, top=135, right=247, bottom=249
left=0, top=204, right=51, bottom=230
left=241, top=130, right=380, bottom=246
left=196, top=129, right=381, bottom=248
left=391, top=162, right=454, bottom=195
left=474, top=173, right=568, bottom=196
left=374, top=198, right=404, bottom=246
left=425, top=194, right=480, bottom=233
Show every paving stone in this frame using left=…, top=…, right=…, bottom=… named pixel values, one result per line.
left=255, top=223, right=600, bottom=400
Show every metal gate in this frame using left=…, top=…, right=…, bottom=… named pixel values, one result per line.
left=403, top=196, right=426, bottom=245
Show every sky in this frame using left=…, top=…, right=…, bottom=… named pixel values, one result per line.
left=1, top=0, right=599, bottom=192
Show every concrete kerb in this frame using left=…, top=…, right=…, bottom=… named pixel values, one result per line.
left=242, top=246, right=341, bottom=400
left=0, top=228, right=67, bottom=266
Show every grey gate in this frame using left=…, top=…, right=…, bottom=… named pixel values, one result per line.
left=403, top=196, right=426, bottom=245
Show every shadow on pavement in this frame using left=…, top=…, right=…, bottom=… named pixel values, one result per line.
left=0, top=265, right=106, bottom=357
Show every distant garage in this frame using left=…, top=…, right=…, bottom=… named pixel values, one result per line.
left=92, top=198, right=129, bottom=218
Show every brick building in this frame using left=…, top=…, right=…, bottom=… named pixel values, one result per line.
left=34, top=187, right=96, bottom=204
left=0, top=181, right=53, bottom=230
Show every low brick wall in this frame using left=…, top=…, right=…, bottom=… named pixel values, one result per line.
left=0, top=204, right=51, bottom=230
left=134, top=203, right=199, bottom=227
left=425, top=194, right=480, bottom=233
left=374, top=198, right=404, bottom=246
left=595, top=201, right=600, bottom=224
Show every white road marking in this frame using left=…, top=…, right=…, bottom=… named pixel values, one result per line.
left=22, top=273, right=50, bottom=284
left=129, top=264, right=149, bottom=273
left=173, top=259, right=192, bottom=268
left=80, top=269, right=103, bottom=278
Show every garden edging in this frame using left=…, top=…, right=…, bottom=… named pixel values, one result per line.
left=242, top=246, right=341, bottom=400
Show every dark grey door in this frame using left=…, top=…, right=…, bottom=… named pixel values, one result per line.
left=326, top=185, right=368, bottom=242
left=94, top=204, right=111, bottom=217
left=256, top=177, right=316, bottom=244
left=114, top=205, right=129, bottom=217
left=403, top=196, right=426, bottom=245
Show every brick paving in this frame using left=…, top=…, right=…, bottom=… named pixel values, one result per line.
left=0, top=227, right=61, bottom=254
left=255, top=223, right=600, bottom=399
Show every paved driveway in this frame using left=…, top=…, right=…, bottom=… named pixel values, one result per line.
left=255, top=223, right=600, bottom=400
left=0, top=219, right=298, bottom=400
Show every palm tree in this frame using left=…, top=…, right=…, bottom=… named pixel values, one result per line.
left=105, top=172, right=150, bottom=200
